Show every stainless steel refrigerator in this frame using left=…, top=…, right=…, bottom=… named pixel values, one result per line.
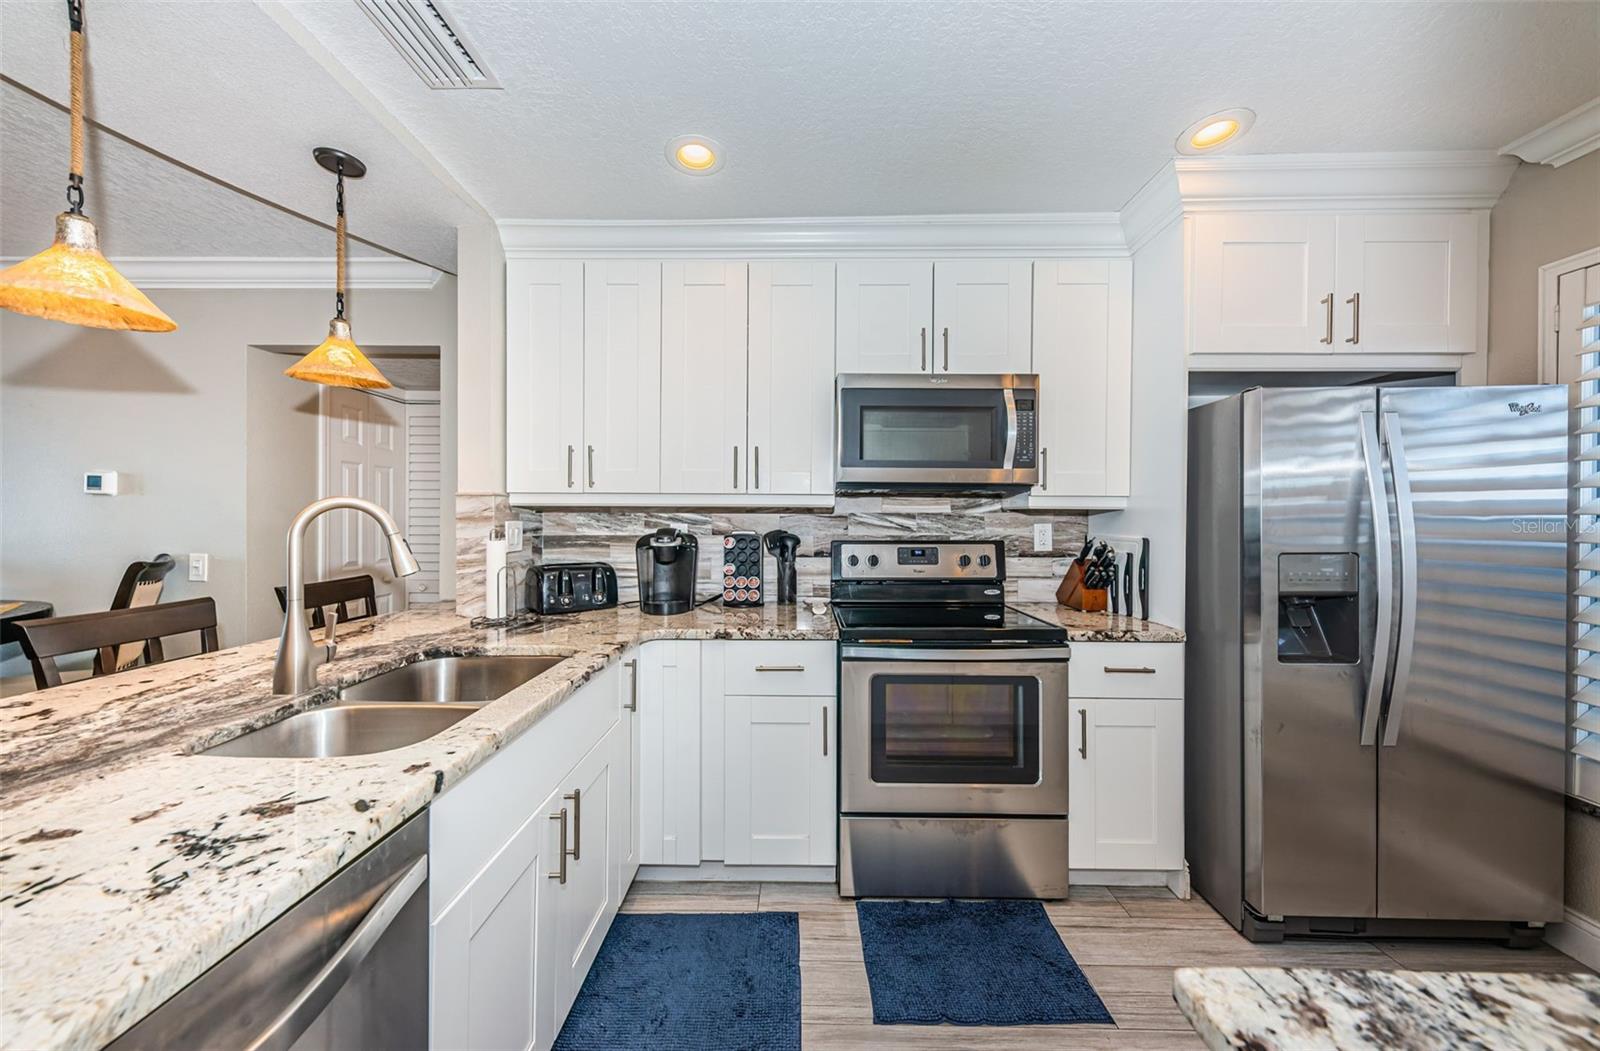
left=1186, top=385, right=1569, bottom=942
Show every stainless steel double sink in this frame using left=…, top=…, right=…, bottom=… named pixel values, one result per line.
left=202, top=656, right=565, bottom=759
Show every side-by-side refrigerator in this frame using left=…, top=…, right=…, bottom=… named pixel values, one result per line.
left=1186, top=385, right=1569, bottom=941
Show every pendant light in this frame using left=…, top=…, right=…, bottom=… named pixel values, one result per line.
left=283, top=147, right=392, bottom=390
left=0, top=0, right=176, bottom=332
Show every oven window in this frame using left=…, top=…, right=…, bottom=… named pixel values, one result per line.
left=870, top=675, right=1040, bottom=785
left=860, top=406, right=997, bottom=464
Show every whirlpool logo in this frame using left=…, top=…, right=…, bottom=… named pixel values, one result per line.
left=1507, top=401, right=1543, bottom=416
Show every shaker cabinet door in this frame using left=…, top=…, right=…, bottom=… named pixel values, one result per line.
left=1071, top=696, right=1183, bottom=871
left=552, top=731, right=618, bottom=1022
left=723, top=693, right=837, bottom=866
left=582, top=261, right=662, bottom=492
left=638, top=640, right=703, bottom=865
left=749, top=261, right=837, bottom=496
left=836, top=260, right=934, bottom=374
left=506, top=260, right=585, bottom=494
left=932, top=260, right=1033, bottom=374
left=660, top=261, right=748, bottom=493
left=1191, top=212, right=1336, bottom=355
left=1334, top=213, right=1478, bottom=355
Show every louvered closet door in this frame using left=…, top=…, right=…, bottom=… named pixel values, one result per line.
left=1560, top=261, right=1600, bottom=807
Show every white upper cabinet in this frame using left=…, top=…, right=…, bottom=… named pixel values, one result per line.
left=582, top=261, right=662, bottom=493
left=932, top=260, right=1033, bottom=374
left=506, top=261, right=585, bottom=494
left=660, top=262, right=748, bottom=493
left=1334, top=213, right=1478, bottom=355
left=836, top=260, right=934, bottom=374
left=1032, top=259, right=1132, bottom=498
left=749, top=261, right=837, bottom=496
left=1192, top=212, right=1337, bottom=355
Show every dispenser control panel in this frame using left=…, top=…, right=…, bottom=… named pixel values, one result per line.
left=1279, top=553, right=1358, bottom=595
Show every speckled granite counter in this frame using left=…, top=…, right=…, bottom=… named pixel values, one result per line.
left=1016, top=603, right=1186, bottom=643
left=1, top=600, right=1180, bottom=1049
left=1174, top=966, right=1600, bottom=1050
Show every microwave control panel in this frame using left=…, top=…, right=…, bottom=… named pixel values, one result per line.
left=1013, top=396, right=1036, bottom=467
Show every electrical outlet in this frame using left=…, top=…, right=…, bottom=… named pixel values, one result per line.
left=504, top=520, right=524, bottom=550
left=1033, top=522, right=1053, bottom=552
left=188, top=553, right=209, bottom=582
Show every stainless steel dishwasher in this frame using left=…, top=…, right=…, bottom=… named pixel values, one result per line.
left=109, top=812, right=428, bottom=1051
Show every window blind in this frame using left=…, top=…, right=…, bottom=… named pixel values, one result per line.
left=1565, top=261, right=1600, bottom=807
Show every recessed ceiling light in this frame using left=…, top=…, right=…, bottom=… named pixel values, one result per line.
left=667, top=135, right=724, bottom=175
left=1176, top=108, right=1256, bottom=155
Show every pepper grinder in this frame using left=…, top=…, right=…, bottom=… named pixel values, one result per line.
left=763, top=529, right=801, bottom=604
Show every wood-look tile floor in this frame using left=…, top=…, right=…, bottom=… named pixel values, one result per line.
left=618, top=881, right=1593, bottom=1050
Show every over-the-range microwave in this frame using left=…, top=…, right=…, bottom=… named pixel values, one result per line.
left=835, top=373, right=1039, bottom=491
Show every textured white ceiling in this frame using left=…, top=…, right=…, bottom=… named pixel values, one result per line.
left=0, top=0, right=479, bottom=269
left=279, top=0, right=1600, bottom=219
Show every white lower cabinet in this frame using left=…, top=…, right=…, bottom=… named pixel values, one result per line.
left=723, top=693, right=837, bottom=865
left=1068, top=643, right=1184, bottom=873
left=637, top=640, right=703, bottom=865
left=552, top=725, right=620, bottom=1022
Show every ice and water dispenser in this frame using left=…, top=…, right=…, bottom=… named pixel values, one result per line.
left=1276, top=553, right=1360, bottom=663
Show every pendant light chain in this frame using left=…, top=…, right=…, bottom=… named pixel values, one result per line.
left=66, top=0, right=86, bottom=214
left=334, top=164, right=347, bottom=319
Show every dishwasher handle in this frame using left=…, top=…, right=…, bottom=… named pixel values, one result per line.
left=244, top=856, right=429, bottom=1051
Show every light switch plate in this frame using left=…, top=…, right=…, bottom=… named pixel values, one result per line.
left=188, top=553, right=209, bottom=582
left=504, top=520, right=524, bottom=550
left=1033, top=522, right=1053, bottom=552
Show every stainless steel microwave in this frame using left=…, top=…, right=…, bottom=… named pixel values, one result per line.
left=836, top=374, right=1039, bottom=490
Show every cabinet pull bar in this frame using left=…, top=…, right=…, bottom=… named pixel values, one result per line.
left=564, top=789, right=581, bottom=861
left=920, top=327, right=927, bottom=371
left=566, top=444, right=575, bottom=488
left=1104, top=666, right=1157, bottom=674
left=822, top=705, right=829, bottom=757
left=754, top=446, right=760, bottom=490
left=586, top=445, right=596, bottom=488
left=1320, top=293, right=1334, bottom=345
left=733, top=445, right=739, bottom=490
left=624, top=658, right=638, bottom=711
left=755, top=664, right=806, bottom=672
left=1041, top=448, right=1048, bottom=490
left=1079, top=709, right=1088, bottom=759
left=548, top=808, right=568, bottom=883
left=942, top=327, right=950, bottom=371
left=1344, top=292, right=1360, bottom=345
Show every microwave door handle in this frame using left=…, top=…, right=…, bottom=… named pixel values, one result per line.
left=1002, top=388, right=1018, bottom=470
left=1358, top=409, right=1394, bottom=747
left=1380, top=410, right=1417, bottom=747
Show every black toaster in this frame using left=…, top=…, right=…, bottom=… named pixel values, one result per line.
left=529, top=562, right=619, bottom=614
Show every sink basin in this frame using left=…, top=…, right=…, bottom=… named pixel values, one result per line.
left=339, top=655, right=566, bottom=705
left=202, top=703, right=475, bottom=759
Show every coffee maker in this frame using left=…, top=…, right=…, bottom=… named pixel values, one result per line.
left=636, top=528, right=698, bottom=615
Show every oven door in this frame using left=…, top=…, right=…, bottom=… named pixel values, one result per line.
left=840, top=646, right=1069, bottom=816
left=836, top=375, right=1037, bottom=487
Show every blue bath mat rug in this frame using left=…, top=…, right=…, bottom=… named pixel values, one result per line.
left=856, top=898, right=1114, bottom=1026
left=553, top=911, right=800, bottom=1050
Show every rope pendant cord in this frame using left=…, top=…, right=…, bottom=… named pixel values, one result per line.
left=335, top=168, right=346, bottom=319
left=67, top=0, right=85, bottom=213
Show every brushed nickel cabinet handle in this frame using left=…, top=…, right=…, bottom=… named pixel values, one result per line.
left=733, top=446, right=739, bottom=490
left=942, top=327, right=950, bottom=371
left=756, top=664, right=806, bottom=672
left=566, top=444, right=575, bottom=488
left=1320, top=294, right=1334, bottom=345
left=754, top=446, right=760, bottom=490
left=822, top=705, right=829, bottom=757
left=624, top=658, right=638, bottom=711
left=1041, top=448, right=1048, bottom=490
left=586, top=445, right=596, bottom=488
left=1345, top=292, right=1360, bottom=345
left=1104, top=666, right=1157, bottom=674
left=1079, top=709, right=1088, bottom=759
left=565, top=789, right=581, bottom=861
left=548, top=808, right=568, bottom=883
left=920, top=327, right=927, bottom=371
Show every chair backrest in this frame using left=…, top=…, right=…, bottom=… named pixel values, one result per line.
left=274, top=574, right=378, bottom=630
left=15, top=598, right=220, bottom=690
left=107, top=553, right=179, bottom=671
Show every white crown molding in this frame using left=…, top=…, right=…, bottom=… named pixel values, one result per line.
left=0, top=256, right=444, bottom=290
left=1501, top=97, right=1600, bottom=168
left=1119, top=163, right=1184, bottom=255
left=498, top=213, right=1129, bottom=259
left=1172, top=150, right=1517, bottom=212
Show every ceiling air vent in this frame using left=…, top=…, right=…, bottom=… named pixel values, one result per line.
left=357, top=0, right=500, bottom=90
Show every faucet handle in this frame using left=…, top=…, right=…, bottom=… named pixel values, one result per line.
left=322, top=609, right=340, bottom=659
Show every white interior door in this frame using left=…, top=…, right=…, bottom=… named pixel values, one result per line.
left=660, top=261, right=748, bottom=493
left=320, top=386, right=407, bottom=615
left=1335, top=213, right=1478, bottom=354
left=836, top=260, right=933, bottom=373
left=749, top=261, right=836, bottom=496
left=1191, top=212, right=1336, bottom=355
left=932, top=260, right=1033, bottom=373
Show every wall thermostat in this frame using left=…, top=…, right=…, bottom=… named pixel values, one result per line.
left=84, top=471, right=119, bottom=495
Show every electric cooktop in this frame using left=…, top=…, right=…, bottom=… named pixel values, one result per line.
left=831, top=602, right=1068, bottom=646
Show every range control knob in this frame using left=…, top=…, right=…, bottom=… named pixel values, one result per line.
left=977, top=554, right=993, bottom=568
left=958, top=554, right=972, bottom=568
left=847, top=554, right=860, bottom=567
left=867, top=554, right=880, bottom=567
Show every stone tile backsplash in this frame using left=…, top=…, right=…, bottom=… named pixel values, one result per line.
left=523, top=496, right=1088, bottom=604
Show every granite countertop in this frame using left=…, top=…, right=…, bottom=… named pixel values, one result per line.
left=1016, top=603, right=1185, bottom=643
left=1174, top=966, right=1600, bottom=1050
left=0, top=599, right=1181, bottom=1049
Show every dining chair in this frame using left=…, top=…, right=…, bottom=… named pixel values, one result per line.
left=105, top=553, right=178, bottom=672
left=14, top=598, right=220, bottom=690
left=275, top=574, right=379, bottom=630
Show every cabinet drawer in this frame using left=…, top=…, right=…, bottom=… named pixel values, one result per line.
left=1069, top=642, right=1183, bottom=699
left=723, top=641, right=836, bottom=696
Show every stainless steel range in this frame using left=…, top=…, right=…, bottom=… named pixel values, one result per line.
left=831, top=539, right=1071, bottom=899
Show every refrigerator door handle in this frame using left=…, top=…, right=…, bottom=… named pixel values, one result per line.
left=1380, top=411, right=1418, bottom=747
left=1359, top=409, right=1395, bottom=747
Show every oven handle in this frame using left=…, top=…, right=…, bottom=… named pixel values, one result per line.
left=840, top=645, right=1071, bottom=662
left=1002, top=388, right=1018, bottom=470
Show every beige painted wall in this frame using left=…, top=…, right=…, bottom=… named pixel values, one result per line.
left=1486, top=151, right=1600, bottom=384
left=0, top=278, right=457, bottom=682
left=243, top=348, right=320, bottom=642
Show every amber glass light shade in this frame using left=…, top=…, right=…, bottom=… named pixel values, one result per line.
left=284, top=317, right=392, bottom=389
left=0, top=213, right=177, bottom=332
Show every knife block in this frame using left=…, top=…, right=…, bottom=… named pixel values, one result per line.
left=1056, top=560, right=1108, bottom=612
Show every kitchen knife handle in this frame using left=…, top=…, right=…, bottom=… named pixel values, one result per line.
left=920, top=327, right=927, bottom=371
left=942, top=327, right=950, bottom=371
left=566, top=444, right=575, bottom=488
left=1320, top=293, right=1334, bottom=344
left=1345, top=292, right=1360, bottom=345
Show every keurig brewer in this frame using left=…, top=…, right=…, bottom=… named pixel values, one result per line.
left=636, top=528, right=698, bottom=615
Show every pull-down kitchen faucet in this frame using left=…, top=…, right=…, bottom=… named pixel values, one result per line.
left=273, top=496, right=420, bottom=695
